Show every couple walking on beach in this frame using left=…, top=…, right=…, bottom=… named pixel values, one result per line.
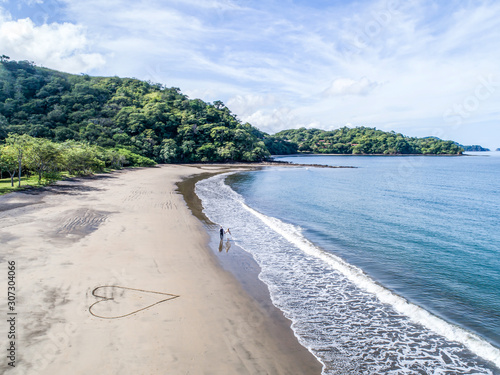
left=219, top=226, right=232, bottom=253
left=220, top=226, right=231, bottom=240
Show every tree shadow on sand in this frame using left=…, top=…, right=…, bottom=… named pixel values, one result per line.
left=19, top=183, right=105, bottom=196
left=17, top=174, right=118, bottom=196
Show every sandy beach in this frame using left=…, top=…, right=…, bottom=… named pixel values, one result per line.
left=0, top=165, right=322, bottom=375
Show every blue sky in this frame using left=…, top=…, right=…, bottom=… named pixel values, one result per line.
left=1, top=0, right=499, bottom=148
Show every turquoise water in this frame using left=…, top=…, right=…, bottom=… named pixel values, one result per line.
left=196, top=154, right=500, bottom=374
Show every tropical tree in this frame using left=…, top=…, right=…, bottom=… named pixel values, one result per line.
left=99, top=148, right=127, bottom=169
left=26, top=138, right=63, bottom=183
left=61, top=141, right=105, bottom=175
left=5, top=133, right=33, bottom=187
left=0, top=145, right=18, bottom=186
left=160, top=139, right=179, bottom=163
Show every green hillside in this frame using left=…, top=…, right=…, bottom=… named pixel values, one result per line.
left=0, top=59, right=270, bottom=163
left=275, top=127, right=463, bottom=155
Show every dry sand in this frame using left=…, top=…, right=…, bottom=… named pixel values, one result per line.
left=0, top=165, right=322, bottom=375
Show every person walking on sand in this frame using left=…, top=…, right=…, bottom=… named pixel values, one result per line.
left=219, top=226, right=224, bottom=240
left=225, top=228, right=231, bottom=237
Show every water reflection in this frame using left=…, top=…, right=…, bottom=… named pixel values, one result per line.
left=219, top=238, right=232, bottom=253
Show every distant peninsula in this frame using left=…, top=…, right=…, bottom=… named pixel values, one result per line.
left=273, top=129, right=462, bottom=155
left=1, top=58, right=463, bottom=166
left=454, top=143, right=490, bottom=152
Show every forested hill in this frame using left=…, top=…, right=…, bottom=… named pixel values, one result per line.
left=0, top=59, right=274, bottom=162
left=274, top=128, right=463, bottom=155
left=0, top=59, right=462, bottom=161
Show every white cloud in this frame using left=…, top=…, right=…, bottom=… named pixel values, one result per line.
left=0, top=6, right=10, bottom=19
left=1, top=0, right=500, bottom=146
left=241, top=107, right=299, bottom=133
left=324, top=77, right=379, bottom=97
left=0, top=10, right=105, bottom=73
left=20, top=0, right=44, bottom=5
left=227, top=94, right=277, bottom=115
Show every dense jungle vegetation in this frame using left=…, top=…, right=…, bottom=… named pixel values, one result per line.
left=274, top=127, right=463, bottom=155
left=0, top=59, right=278, bottom=163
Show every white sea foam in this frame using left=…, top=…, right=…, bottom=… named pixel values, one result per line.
left=196, top=172, right=500, bottom=374
left=242, top=201, right=500, bottom=370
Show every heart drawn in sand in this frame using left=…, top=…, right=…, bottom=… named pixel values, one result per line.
left=89, top=286, right=180, bottom=319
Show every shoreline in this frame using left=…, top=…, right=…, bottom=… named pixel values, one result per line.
left=273, top=153, right=464, bottom=157
left=176, top=166, right=324, bottom=371
left=194, top=164, right=500, bottom=372
left=177, top=168, right=308, bottom=345
left=0, top=164, right=322, bottom=374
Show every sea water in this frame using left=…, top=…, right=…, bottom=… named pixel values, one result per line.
left=195, top=154, right=500, bottom=374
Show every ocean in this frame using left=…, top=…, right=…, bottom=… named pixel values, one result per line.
left=195, top=153, right=500, bottom=374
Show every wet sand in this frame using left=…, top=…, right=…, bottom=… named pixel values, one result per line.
left=0, top=165, right=322, bottom=375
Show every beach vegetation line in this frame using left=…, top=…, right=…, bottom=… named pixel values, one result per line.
left=0, top=133, right=154, bottom=194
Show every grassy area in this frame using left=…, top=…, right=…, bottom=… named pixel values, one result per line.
left=0, top=175, right=49, bottom=195
left=0, top=172, right=77, bottom=195
left=0, top=169, right=119, bottom=196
